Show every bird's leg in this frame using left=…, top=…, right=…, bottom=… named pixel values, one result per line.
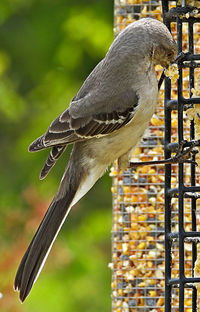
left=118, top=150, right=132, bottom=171
left=129, top=140, right=198, bottom=168
left=172, top=139, right=196, bottom=163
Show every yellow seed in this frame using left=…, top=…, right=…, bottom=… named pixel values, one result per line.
left=185, top=299, right=192, bottom=306
left=138, top=166, right=148, bottom=174
left=116, top=16, right=123, bottom=25
left=149, top=290, right=156, bottom=296
left=157, top=297, right=165, bottom=306
left=147, top=261, right=153, bottom=268
left=111, top=281, right=117, bottom=289
left=130, top=269, right=137, bottom=277
left=117, top=289, right=123, bottom=296
left=134, top=147, right=141, bottom=155
left=123, top=186, right=130, bottom=194
left=130, top=195, right=138, bottom=203
left=172, top=118, right=178, bottom=127
left=149, top=279, right=155, bottom=285
left=130, top=223, right=137, bottom=231
left=171, top=177, right=177, bottom=183
left=138, top=242, right=146, bottom=249
left=158, top=214, right=164, bottom=221
left=148, top=168, right=156, bottom=174
left=150, top=176, right=158, bottom=184
left=138, top=215, right=147, bottom=222
left=111, top=186, right=117, bottom=193
left=151, top=116, right=163, bottom=126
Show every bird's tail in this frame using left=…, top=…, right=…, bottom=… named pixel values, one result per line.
left=14, top=147, right=105, bottom=302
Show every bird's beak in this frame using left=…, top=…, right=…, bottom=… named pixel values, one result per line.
left=174, top=51, right=191, bottom=63
left=160, top=60, right=170, bottom=68
left=174, top=52, right=184, bottom=63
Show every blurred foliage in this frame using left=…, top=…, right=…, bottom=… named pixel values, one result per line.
left=0, top=0, right=113, bottom=311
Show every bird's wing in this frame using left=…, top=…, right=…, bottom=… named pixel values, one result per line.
left=29, top=88, right=139, bottom=152
left=39, top=145, right=67, bottom=180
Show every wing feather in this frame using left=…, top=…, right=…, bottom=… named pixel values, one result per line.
left=29, top=89, right=139, bottom=152
left=39, top=146, right=67, bottom=180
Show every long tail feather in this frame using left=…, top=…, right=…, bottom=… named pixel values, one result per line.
left=14, top=154, right=83, bottom=302
left=14, top=143, right=106, bottom=302
left=14, top=196, right=72, bottom=301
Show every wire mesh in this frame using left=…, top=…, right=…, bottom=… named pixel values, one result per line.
left=111, top=1, right=200, bottom=311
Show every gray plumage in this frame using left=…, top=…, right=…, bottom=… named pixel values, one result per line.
left=14, top=18, right=177, bottom=302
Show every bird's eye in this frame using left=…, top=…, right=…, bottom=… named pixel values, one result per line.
left=168, top=51, right=174, bottom=58
left=150, top=48, right=154, bottom=58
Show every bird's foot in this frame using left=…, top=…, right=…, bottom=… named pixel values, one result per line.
left=129, top=140, right=198, bottom=168
left=169, top=140, right=197, bottom=165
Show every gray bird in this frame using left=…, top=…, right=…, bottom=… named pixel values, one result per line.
left=14, top=17, right=177, bottom=302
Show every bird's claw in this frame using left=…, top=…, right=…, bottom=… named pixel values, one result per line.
left=171, top=140, right=198, bottom=166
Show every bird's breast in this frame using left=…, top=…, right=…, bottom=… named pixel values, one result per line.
left=83, top=71, right=158, bottom=166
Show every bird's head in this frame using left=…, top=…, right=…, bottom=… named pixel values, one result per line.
left=151, top=39, right=178, bottom=68
left=145, top=18, right=178, bottom=68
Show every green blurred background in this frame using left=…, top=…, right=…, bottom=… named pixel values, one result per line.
left=0, top=0, right=113, bottom=311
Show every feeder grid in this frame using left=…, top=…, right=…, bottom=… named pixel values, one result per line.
left=111, top=1, right=200, bottom=312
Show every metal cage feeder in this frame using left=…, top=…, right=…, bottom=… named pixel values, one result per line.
left=111, top=1, right=200, bottom=311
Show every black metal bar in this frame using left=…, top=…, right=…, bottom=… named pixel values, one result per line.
left=184, top=186, right=200, bottom=192
left=162, top=2, right=172, bottom=311
left=166, top=97, right=200, bottom=110
left=167, top=231, right=200, bottom=238
left=188, top=20, right=198, bottom=312
left=181, top=54, right=200, bottom=61
left=176, top=15, right=186, bottom=312
left=168, top=277, right=200, bottom=284
left=184, top=232, right=200, bottom=237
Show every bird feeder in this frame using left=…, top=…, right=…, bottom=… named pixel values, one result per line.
left=111, top=1, right=200, bottom=311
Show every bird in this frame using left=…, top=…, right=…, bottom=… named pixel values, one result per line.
left=14, top=17, right=177, bottom=302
